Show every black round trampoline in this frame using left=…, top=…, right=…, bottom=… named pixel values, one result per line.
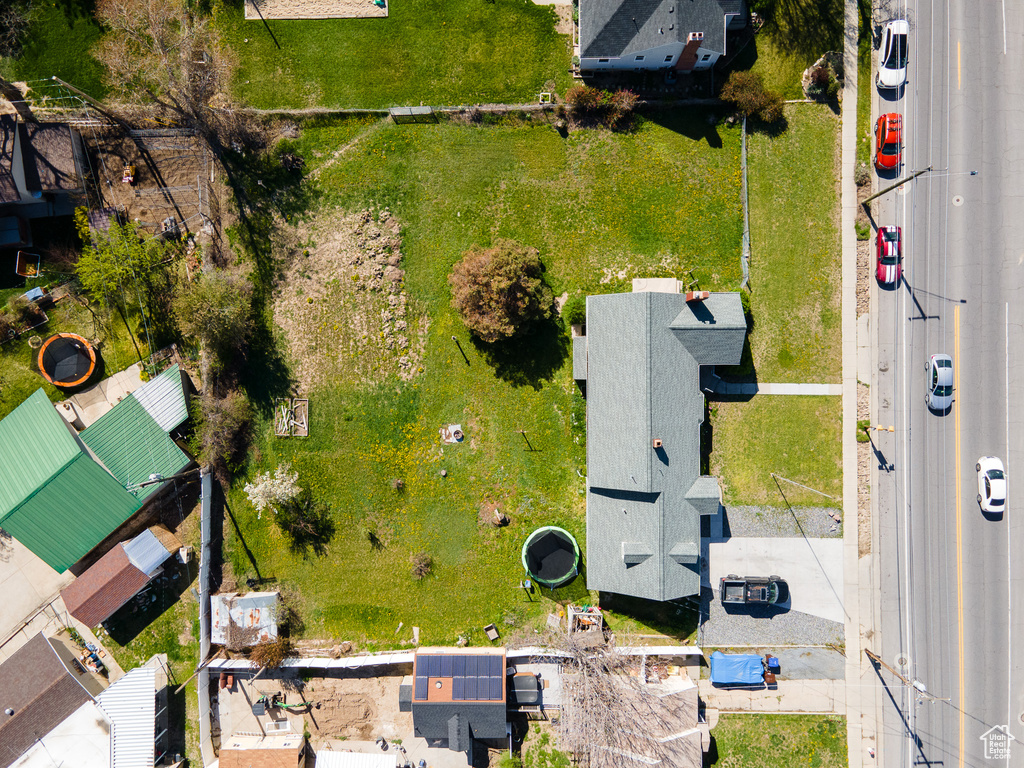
left=38, top=333, right=98, bottom=388
left=521, top=526, right=580, bottom=588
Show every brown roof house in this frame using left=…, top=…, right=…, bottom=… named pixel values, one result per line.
left=0, top=632, right=160, bottom=768
left=218, top=732, right=306, bottom=768
left=0, top=114, right=85, bottom=224
left=60, top=525, right=183, bottom=628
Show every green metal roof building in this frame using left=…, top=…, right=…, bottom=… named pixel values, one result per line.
left=0, top=388, right=192, bottom=573
left=0, top=390, right=142, bottom=573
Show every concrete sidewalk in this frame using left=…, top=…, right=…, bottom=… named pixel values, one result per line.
left=699, top=678, right=846, bottom=713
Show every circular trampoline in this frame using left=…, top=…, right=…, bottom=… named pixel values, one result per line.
left=38, top=333, right=98, bottom=388
left=522, top=526, right=580, bottom=588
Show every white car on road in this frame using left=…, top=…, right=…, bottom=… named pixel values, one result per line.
left=977, top=457, right=1007, bottom=513
left=877, top=20, right=909, bottom=89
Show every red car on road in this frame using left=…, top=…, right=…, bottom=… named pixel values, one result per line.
left=876, top=226, right=902, bottom=285
left=874, top=113, right=903, bottom=171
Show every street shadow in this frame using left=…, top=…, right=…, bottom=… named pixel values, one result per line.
left=472, top=316, right=568, bottom=390
left=864, top=432, right=895, bottom=472
left=902, top=277, right=943, bottom=322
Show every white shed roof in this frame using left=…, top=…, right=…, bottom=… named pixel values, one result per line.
left=315, top=752, right=399, bottom=768
left=131, top=365, right=189, bottom=432
left=210, top=591, right=279, bottom=647
left=96, top=666, right=156, bottom=768
left=123, top=528, right=172, bottom=576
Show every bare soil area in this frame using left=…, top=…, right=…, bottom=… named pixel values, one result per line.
left=244, top=0, right=387, bottom=19
left=301, top=673, right=407, bottom=740
left=857, top=382, right=871, bottom=556
left=272, top=208, right=427, bottom=392
left=85, top=128, right=210, bottom=238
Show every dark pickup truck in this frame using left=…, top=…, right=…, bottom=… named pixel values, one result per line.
left=719, top=575, right=789, bottom=605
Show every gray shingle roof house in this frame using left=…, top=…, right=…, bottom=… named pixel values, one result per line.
left=0, top=114, right=85, bottom=222
left=574, top=288, right=745, bottom=602
left=411, top=648, right=507, bottom=760
left=579, top=0, right=746, bottom=73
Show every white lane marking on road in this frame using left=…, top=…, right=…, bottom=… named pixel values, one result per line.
left=1006, top=302, right=1011, bottom=768
left=1003, top=0, right=1008, bottom=55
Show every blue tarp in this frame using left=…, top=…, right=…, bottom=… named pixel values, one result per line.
left=709, top=651, right=764, bottom=685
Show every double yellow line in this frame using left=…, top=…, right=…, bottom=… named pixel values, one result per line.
left=954, top=305, right=964, bottom=766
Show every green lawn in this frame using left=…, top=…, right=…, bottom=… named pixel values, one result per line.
left=0, top=297, right=150, bottom=420
left=216, top=0, right=572, bottom=109
left=711, top=714, right=847, bottom=768
left=747, top=103, right=840, bottom=383
left=0, top=1, right=107, bottom=98
left=223, top=114, right=743, bottom=644
left=710, top=396, right=842, bottom=508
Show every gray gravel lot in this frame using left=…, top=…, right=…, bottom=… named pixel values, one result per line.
left=719, top=505, right=843, bottom=539
left=698, top=587, right=845, bottom=648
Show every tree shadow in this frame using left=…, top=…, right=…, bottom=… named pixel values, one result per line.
left=755, top=0, right=847, bottom=59
left=277, top=488, right=336, bottom=559
left=471, top=316, right=568, bottom=390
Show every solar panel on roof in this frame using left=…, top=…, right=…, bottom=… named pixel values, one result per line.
left=489, top=677, right=502, bottom=700
left=428, top=654, right=441, bottom=677
left=440, top=655, right=453, bottom=677
left=464, top=675, right=478, bottom=700
left=415, top=676, right=428, bottom=700
left=465, top=655, right=477, bottom=676
left=453, top=676, right=465, bottom=700
left=489, top=655, right=504, bottom=676
left=453, top=655, right=466, bottom=676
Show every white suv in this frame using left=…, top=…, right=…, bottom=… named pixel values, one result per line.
left=877, top=20, right=909, bottom=89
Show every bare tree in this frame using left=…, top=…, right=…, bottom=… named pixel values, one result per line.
left=93, top=0, right=233, bottom=147
left=537, top=635, right=704, bottom=767
left=0, top=76, right=37, bottom=124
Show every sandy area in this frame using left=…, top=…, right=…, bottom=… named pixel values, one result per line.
left=245, top=0, right=387, bottom=19
left=272, top=208, right=428, bottom=392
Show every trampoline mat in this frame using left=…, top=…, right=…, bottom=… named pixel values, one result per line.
left=41, top=338, right=93, bottom=384
left=526, top=532, right=577, bottom=581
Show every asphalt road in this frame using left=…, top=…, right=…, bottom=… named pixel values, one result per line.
left=873, top=0, right=1024, bottom=766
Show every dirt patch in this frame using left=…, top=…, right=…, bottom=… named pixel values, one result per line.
left=301, top=675, right=403, bottom=740
left=856, top=182, right=873, bottom=317
left=553, top=4, right=573, bottom=35
left=272, top=208, right=428, bottom=392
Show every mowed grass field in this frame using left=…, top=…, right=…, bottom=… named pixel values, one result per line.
left=746, top=104, right=841, bottom=384
left=224, top=114, right=745, bottom=644
left=216, top=0, right=572, bottom=109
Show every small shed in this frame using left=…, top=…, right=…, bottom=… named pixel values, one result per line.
left=130, top=364, right=190, bottom=432
left=211, top=591, right=280, bottom=649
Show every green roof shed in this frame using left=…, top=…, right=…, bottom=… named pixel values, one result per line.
left=81, top=395, right=191, bottom=502
left=0, top=390, right=142, bottom=573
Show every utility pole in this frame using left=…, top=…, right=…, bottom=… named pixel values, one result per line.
left=862, top=166, right=932, bottom=206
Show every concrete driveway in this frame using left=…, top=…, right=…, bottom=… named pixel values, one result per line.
left=706, top=537, right=846, bottom=624
left=0, top=532, right=72, bottom=645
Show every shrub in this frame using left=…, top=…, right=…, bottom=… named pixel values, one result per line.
left=857, top=419, right=871, bottom=442
left=609, top=88, right=640, bottom=127
left=720, top=71, right=785, bottom=124
left=7, top=295, right=42, bottom=328
left=172, top=269, right=254, bottom=369
left=449, top=239, right=554, bottom=343
left=561, top=294, right=586, bottom=326
left=855, top=222, right=870, bottom=241
left=191, top=389, right=252, bottom=473
left=411, top=552, right=433, bottom=580
left=249, top=636, right=292, bottom=669
left=810, top=65, right=832, bottom=90
left=0, top=311, right=14, bottom=340
left=565, top=84, right=606, bottom=116
left=854, top=163, right=871, bottom=187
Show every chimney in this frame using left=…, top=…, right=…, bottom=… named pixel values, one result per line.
left=653, top=438, right=663, bottom=448
left=677, top=31, right=705, bottom=72
left=685, top=290, right=710, bottom=302
left=688, top=31, right=704, bottom=42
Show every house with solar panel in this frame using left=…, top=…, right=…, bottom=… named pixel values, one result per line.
left=578, top=0, right=747, bottom=74
left=405, top=647, right=508, bottom=759
left=573, top=284, right=746, bottom=602
left=0, top=366, right=193, bottom=576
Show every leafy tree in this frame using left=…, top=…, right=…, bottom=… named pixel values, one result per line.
left=75, top=211, right=169, bottom=358
left=275, top=489, right=335, bottom=558
left=172, top=269, right=254, bottom=367
left=720, top=71, right=785, bottom=124
left=190, top=389, right=252, bottom=475
left=449, top=240, right=554, bottom=343
left=561, top=295, right=587, bottom=326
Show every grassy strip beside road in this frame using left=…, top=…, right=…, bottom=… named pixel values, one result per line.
left=747, top=103, right=841, bottom=383
left=711, top=396, right=842, bottom=508
left=711, top=714, right=847, bottom=768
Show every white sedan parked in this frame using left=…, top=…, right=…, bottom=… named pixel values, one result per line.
left=877, top=20, right=909, bottom=89
left=977, top=456, right=1007, bottom=513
